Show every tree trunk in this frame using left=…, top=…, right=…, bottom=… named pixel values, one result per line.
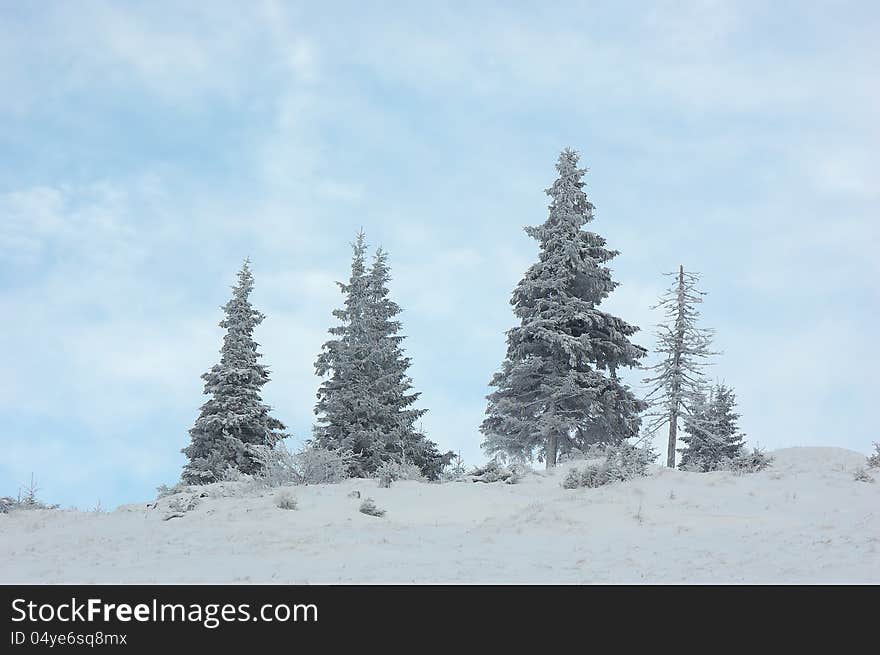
left=546, top=432, right=558, bottom=469
left=666, top=408, right=678, bottom=468
left=666, top=264, right=686, bottom=468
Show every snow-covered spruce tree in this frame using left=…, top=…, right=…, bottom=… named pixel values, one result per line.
left=182, top=260, right=287, bottom=484
left=678, top=383, right=745, bottom=471
left=363, top=248, right=452, bottom=480
left=481, top=149, right=647, bottom=468
left=313, top=235, right=451, bottom=478
left=313, top=231, right=371, bottom=472
left=643, top=266, right=718, bottom=468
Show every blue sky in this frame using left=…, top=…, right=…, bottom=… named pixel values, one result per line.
left=1, top=1, right=877, bottom=509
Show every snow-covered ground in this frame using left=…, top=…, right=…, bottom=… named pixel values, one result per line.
left=2, top=447, right=877, bottom=583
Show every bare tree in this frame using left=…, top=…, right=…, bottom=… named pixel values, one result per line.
left=643, top=266, right=719, bottom=467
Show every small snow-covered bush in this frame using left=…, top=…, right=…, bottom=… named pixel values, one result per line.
left=853, top=468, right=875, bottom=483
left=563, top=464, right=608, bottom=489
left=220, top=464, right=253, bottom=483
left=867, top=442, right=880, bottom=469
left=4, top=497, right=60, bottom=511
left=292, top=446, right=356, bottom=485
left=562, top=442, right=656, bottom=489
left=681, top=447, right=774, bottom=475
left=558, top=444, right=606, bottom=463
left=468, top=459, right=525, bottom=484
left=359, top=498, right=385, bottom=517
left=247, top=442, right=298, bottom=487
left=604, top=441, right=658, bottom=481
left=440, top=453, right=467, bottom=481
left=276, top=491, right=298, bottom=510
left=156, top=482, right=190, bottom=499
left=375, top=460, right=426, bottom=487
left=168, top=494, right=202, bottom=513
left=729, top=447, right=774, bottom=474
left=248, top=443, right=355, bottom=486
left=2, top=475, right=59, bottom=512
left=678, top=459, right=707, bottom=473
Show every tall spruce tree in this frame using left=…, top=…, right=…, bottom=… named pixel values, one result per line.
left=678, top=383, right=745, bottom=471
left=363, top=248, right=451, bottom=479
left=314, top=235, right=449, bottom=478
left=481, top=149, right=647, bottom=468
left=313, top=231, right=371, bottom=469
left=182, top=259, right=286, bottom=484
left=643, top=266, right=718, bottom=468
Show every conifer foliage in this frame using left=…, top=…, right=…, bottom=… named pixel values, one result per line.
left=678, top=383, right=746, bottom=471
left=364, top=248, right=451, bottom=479
left=313, top=231, right=371, bottom=462
left=181, top=260, right=286, bottom=484
left=643, top=266, right=718, bottom=467
left=481, top=149, right=647, bottom=468
left=314, top=233, right=451, bottom=479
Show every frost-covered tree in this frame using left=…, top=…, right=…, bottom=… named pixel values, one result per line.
left=182, top=260, right=286, bottom=484
left=362, top=248, right=451, bottom=479
left=481, top=149, right=647, bottom=468
left=678, top=383, right=745, bottom=471
left=643, top=266, right=718, bottom=468
left=313, top=230, right=371, bottom=465
left=313, top=235, right=451, bottom=478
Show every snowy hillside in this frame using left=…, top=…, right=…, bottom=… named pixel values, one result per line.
left=2, top=447, right=877, bottom=583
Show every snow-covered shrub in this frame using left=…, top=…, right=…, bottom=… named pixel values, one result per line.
left=156, top=481, right=196, bottom=498
left=853, top=468, right=875, bottom=483
left=468, top=459, right=524, bottom=484
left=220, top=464, right=253, bottom=483
left=440, top=453, right=467, bottom=481
left=562, top=442, right=656, bottom=489
left=276, top=491, right=298, bottom=510
left=729, top=447, right=773, bottom=474
left=248, top=443, right=355, bottom=486
left=2, top=475, right=59, bottom=511
left=562, top=464, right=607, bottom=489
left=293, top=446, right=355, bottom=485
left=867, top=443, right=880, bottom=469
left=246, top=442, right=297, bottom=487
left=558, top=444, right=606, bottom=463
left=678, top=459, right=707, bottom=473
left=359, top=498, right=385, bottom=517
left=375, top=459, right=426, bottom=487
left=604, top=441, right=658, bottom=481
left=681, top=447, right=773, bottom=475
left=168, top=494, right=202, bottom=513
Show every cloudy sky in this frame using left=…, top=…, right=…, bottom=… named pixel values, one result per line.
left=1, top=1, right=877, bottom=509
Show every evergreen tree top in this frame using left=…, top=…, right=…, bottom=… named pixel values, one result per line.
left=526, top=148, right=595, bottom=242
left=219, top=258, right=266, bottom=367
left=327, top=230, right=370, bottom=342
left=367, top=247, right=403, bottom=328
left=508, top=148, right=645, bottom=371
